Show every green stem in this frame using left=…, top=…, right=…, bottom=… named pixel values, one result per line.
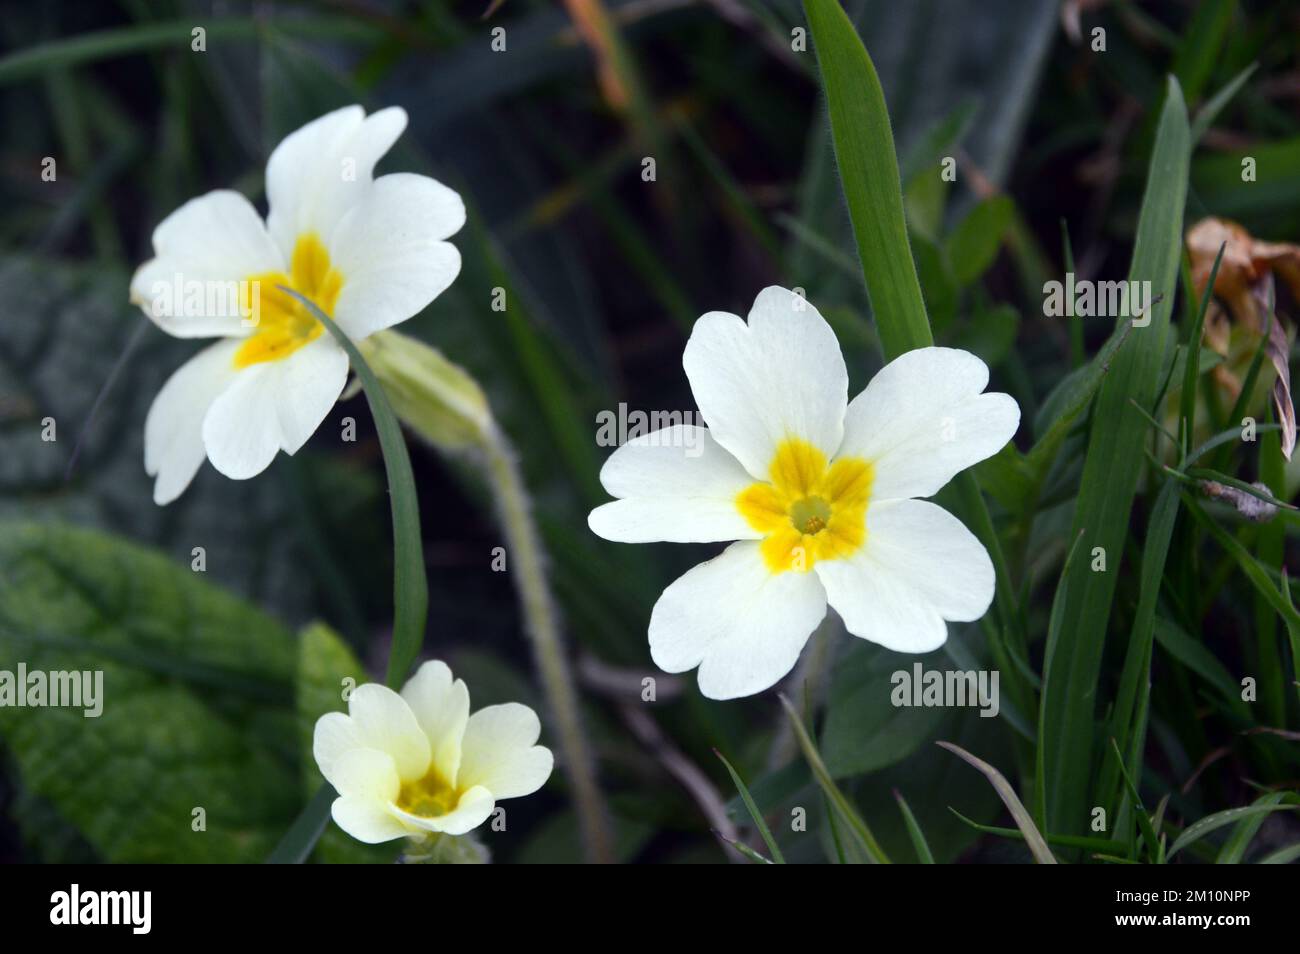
left=479, top=422, right=615, bottom=864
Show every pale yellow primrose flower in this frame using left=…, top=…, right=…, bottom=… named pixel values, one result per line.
left=313, top=661, right=553, bottom=843
left=588, top=286, right=1021, bottom=700
left=131, top=105, right=466, bottom=504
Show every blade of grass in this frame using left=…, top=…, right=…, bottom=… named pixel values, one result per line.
left=802, top=0, right=929, bottom=356
left=894, top=790, right=935, bottom=864
left=1258, top=841, right=1300, bottom=864
left=263, top=289, right=431, bottom=864
left=1179, top=242, right=1226, bottom=457
left=1036, top=529, right=1087, bottom=826
left=278, top=287, right=427, bottom=688
left=715, top=749, right=786, bottom=864
left=1169, top=802, right=1300, bottom=860
left=713, top=831, right=774, bottom=864
left=265, top=783, right=335, bottom=864
left=1190, top=62, right=1258, bottom=144
left=937, top=741, right=1056, bottom=864
left=0, top=18, right=380, bottom=86
left=1108, top=739, right=1162, bottom=862
left=1217, top=791, right=1286, bottom=863
left=1037, top=77, right=1190, bottom=843
left=949, top=808, right=1126, bottom=854
left=778, top=694, right=889, bottom=863
left=802, top=0, right=1034, bottom=740
left=1098, top=479, right=1181, bottom=816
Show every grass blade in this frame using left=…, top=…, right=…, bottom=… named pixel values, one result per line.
left=279, top=287, right=428, bottom=689
left=802, top=0, right=930, bottom=357
left=949, top=809, right=1126, bottom=854
left=1190, top=62, right=1258, bottom=144
left=894, top=789, right=935, bottom=864
left=1216, top=791, right=1287, bottom=863
left=262, top=289, right=432, bottom=864
left=1169, top=802, right=1299, bottom=860
left=1037, top=77, right=1190, bottom=842
left=937, top=741, right=1056, bottom=864
left=778, top=694, right=889, bottom=863
left=1179, top=242, right=1226, bottom=456
left=265, top=783, right=334, bottom=864
left=1098, top=479, right=1181, bottom=815
left=714, top=831, right=775, bottom=864
left=1108, top=739, right=1162, bottom=862
left=715, top=748, right=786, bottom=864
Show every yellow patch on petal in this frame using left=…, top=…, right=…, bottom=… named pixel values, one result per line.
left=736, top=438, right=873, bottom=574
left=233, top=234, right=344, bottom=368
left=396, top=766, right=460, bottom=818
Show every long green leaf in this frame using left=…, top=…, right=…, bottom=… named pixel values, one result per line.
left=1179, top=242, right=1226, bottom=457
left=1217, top=791, right=1286, bottom=863
left=1169, top=803, right=1299, bottom=860
left=938, top=741, right=1056, bottom=864
left=949, top=809, right=1126, bottom=854
left=778, top=694, right=889, bottom=863
left=281, top=288, right=429, bottom=689
left=1099, top=479, right=1181, bottom=816
left=0, top=19, right=379, bottom=86
left=1108, top=739, right=1162, bottom=862
left=803, top=0, right=1039, bottom=730
left=802, top=0, right=930, bottom=357
left=1037, top=77, right=1190, bottom=841
left=263, top=289, right=430, bottom=865
left=266, top=783, right=335, bottom=864
left=894, top=790, right=935, bottom=864
left=715, top=749, right=786, bottom=864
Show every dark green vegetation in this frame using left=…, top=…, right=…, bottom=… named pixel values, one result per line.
left=1, top=0, right=1298, bottom=863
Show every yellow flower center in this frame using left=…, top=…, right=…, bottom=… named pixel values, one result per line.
left=396, top=766, right=460, bottom=818
left=736, top=438, right=873, bottom=574
left=234, top=234, right=343, bottom=368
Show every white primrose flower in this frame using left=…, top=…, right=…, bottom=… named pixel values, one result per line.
left=131, top=105, right=466, bottom=504
left=313, top=661, right=554, bottom=844
left=588, top=286, right=1021, bottom=700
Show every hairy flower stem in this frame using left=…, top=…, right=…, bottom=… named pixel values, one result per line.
left=479, top=422, right=615, bottom=864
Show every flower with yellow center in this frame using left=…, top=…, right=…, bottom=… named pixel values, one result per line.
left=313, top=661, right=553, bottom=843
left=588, top=287, right=1020, bottom=700
left=130, top=105, right=465, bottom=504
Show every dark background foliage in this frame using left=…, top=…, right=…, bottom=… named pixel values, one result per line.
left=0, top=0, right=1297, bottom=863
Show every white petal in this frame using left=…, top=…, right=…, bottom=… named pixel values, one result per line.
left=328, top=173, right=465, bottom=340
left=312, top=711, right=364, bottom=779
left=814, top=498, right=995, bottom=653
left=271, top=336, right=349, bottom=454
left=838, top=347, right=1020, bottom=500
left=324, top=746, right=400, bottom=801
left=331, top=796, right=409, bottom=844
left=343, top=684, right=431, bottom=782
left=457, top=703, right=554, bottom=799
left=649, top=541, right=828, bottom=700
left=325, top=747, right=406, bottom=843
left=588, top=425, right=757, bottom=543
left=199, top=362, right=281, bottom=480
left=400, top=661, right=470, bottom=786
left=131, top=190, right=284, bottom=338
left=143, top=339, right=241, bottom=505
left=265, top=106, right=408, bottom=258
left=199, top=336, right=347, bottom=479
left=683, top=286, right=848, bottom=480
left=391, top=785, right=495, bottom=836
